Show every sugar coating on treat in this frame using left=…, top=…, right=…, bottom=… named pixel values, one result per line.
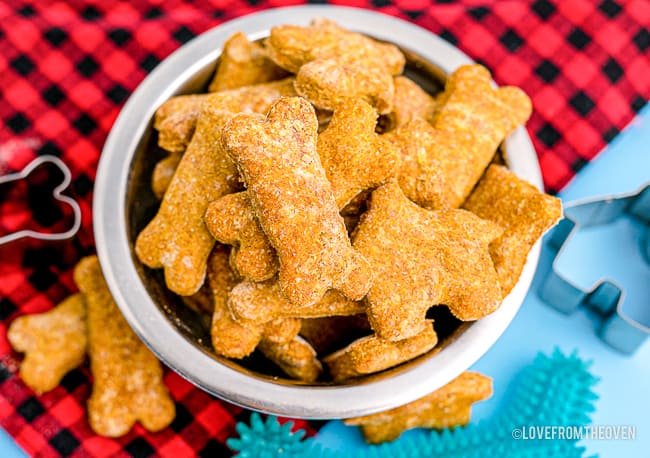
left=153, top=78, right=298, bottom=155
left=317, top=98, right=401, bottom=208
left=208, top=32, right=288, bottom=92
left=151, top=153, right=182, bottom=200
left=463, top=165, right=563, bottom=296
left=228, top=278, right=365, bottom=323
left=258, top=335, right=323, bottom=382
left=386, top=64, right=532, bottom=209
left=8, top=293, right=87, bottom=394
left=204, top=191, right=278, bottom=281
left=74, top=256, right=175, bottom=438
left=323, top=321, right=438, bottom=382
left=345, top=371, right=492, bottom=443
left=353, top=182, right=503, bottom=341
left=266, top=18, right=405, bottom=75
left=385, top=75, right=438, bottom=129
left=295, top=58, right=395, bottom=114
left=221, top=96, right=372, bottom=307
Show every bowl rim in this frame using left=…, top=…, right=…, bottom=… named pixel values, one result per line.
left=94, top=5, right=543, bottom=419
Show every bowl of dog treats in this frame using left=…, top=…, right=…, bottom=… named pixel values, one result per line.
left=94, top=6, right=562, bottom=420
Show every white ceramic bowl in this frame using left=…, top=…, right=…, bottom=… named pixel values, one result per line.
left=94, top=5, right=543, bottom=419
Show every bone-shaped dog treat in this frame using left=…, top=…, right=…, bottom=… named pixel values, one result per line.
left=295, top=58, right=395, bottom=114
left=208, top=246, right=300, bottom=357
left=74, top=256, right=175, bottom=437
left=257, top=336, right=323, bottom=382
left=299, top=314, right=371, bottom=355
left=8, top=293, right=87, bottom=394
left=463, top=165, right=563, bottom=296
left=221, top=96, right=372, bottom=307
left=385, top=64, right=532, bottom=209
left=136, top=80, right=298, bottom=296
left=345, top=371, right=492, bottom=443
left=208, top=32, right=288, bottom=92
left=265, top=18, right=405, bottom=75
left=385, top=75, right=438, bottom=130
left=228, top=278, right=365, bottom=323
left=151, top=153, right=182, bottom=200
left=204, top=191, right=278, bottom=281
left=153, top=78, right=297, bottom=155
left=317, top=98, right=401, bottom=208
left=353, top=182, right=503, bottom=340
left=206, top=99, right=397, bottom=280
left=323, top=321, right=438, bottom=382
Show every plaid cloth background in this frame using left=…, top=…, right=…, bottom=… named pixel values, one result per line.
left=0, top=0, right=648, bottom=456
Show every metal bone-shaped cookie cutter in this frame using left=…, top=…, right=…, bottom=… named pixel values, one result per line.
left=540, top=184, right=650, bottom=355
left=0, top=155, right=81, bottom=245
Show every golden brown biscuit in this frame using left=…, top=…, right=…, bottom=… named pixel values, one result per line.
left=345, top=371, right=492, bottom=443
left=258, top=336, right=323, bottom=382
left=323, top=322, right=438, bottom=382
left=208, top=32, right=288, bottom=92
left=151, top=153, right=182, bottom=200
left=295, top=58, right=395, bottom=114
left=463, top=165, right=563, bottom=295
left=7, top=293, right=87, bottom=394
left=299, top=314, right=371, bottom=355
left=204, top=191, right=278, bottom=281
left=385, top=64, right=532, bottom=209
left=265, top=18, right=404, bottom=75
left=153, top=78, right=297, bottom=155
left=353, top=182, right=503, bottom=340
left=74, top=256, right=175, bottom=437
left=221, top=96, right=372, bottom=307
left=385, top=75, right=438, bottom=129
left=317, top=98, right=401, bottom=208
left=228, top=278, right=365, bottom=324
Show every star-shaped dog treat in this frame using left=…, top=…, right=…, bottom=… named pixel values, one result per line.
left=353, top=182, right=503, bottom=341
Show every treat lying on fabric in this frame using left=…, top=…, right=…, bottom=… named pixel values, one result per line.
left=204, top=191, right=278, bottom=281
left=463, top=164, right=563, bottom=295
left=7, top=293, right=87, bottom=394
left=221, top=96, right=372, bottom=307
left=265, top=18, right=405, bottom=75
left=257, top=336, right=323, bottom=382
left=295, top=58, right=395, bottom=114
left=208, top=32, right=288, bottom=92
left=385, top=75, right=438, bottom=129
left=228, top=278, right=365, bottom=323
left=153, top=78, right=297, bottom=155
left=323, top=321, right=438, bottom=382
left=353, top=182, right=503, bottom=340
left=74, top=256, right=175, bottom=437
left=151, top=153, right=182, bottom=200
left=136, top=79, right=296, bottom=296
left=345, top=371, right=493, bottom=443
left=385, top=64, right=532, bottom=209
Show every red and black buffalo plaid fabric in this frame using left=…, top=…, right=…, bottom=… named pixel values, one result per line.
left=0, top=0, right=648, bottom=456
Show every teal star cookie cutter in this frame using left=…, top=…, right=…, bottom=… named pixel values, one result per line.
left=540, top=184, right=650, bottom=355
left=227, top=349, right=599, bottom=457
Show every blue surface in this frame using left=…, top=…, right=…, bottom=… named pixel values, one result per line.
left=2, top=106, right=648, bottom=457
left=314, top=104, right=650, bottom=457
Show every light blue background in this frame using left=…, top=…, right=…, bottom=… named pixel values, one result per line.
left=1, top=106, right=648, bottom=457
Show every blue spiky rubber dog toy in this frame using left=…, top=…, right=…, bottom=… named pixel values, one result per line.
left=228, top=349, right=598, bottom=457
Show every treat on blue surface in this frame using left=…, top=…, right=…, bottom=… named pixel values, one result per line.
left=7, top=293, right=87, bottom=394
left=463, top=164, right=562, bottom=296
left=345, top=371, right=492, bottom=443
